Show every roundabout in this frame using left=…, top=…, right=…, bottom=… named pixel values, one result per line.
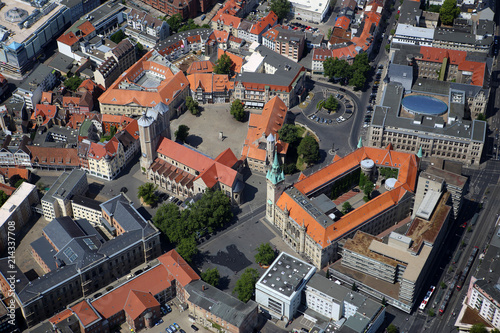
left=308, top=89, right=356, bottom=126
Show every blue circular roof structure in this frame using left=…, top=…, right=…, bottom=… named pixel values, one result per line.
left=402, top=95, right=448, bottom=116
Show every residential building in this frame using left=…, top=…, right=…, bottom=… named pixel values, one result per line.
left=124, top=8, right=170, bottom=48
left=157, top=29, right=214, bottom=61
left=238, top=11, right=278, bottom=43
left=185, top=280, right=259, bottom=333
left=211, top=12, right=242, bottom=37
left=98, top=50, right=189, bottom=117
left=241, top=97, right=289, bottom=173
left=0, top=96, right=29, bottom=134
left=289, top=0, right=329, bottom=23
left=147, top=138, right=245, bottom=203
left=433, top=26, right=493, bottom=53
left=94, top=39, right=137, bottom=89
left=233, top=45, right=306, bottom=108
left=312, top=47, right=357, bottom=73
left=0, top=193, right=161, bottom=327
left=139, top=0, right=197, bottom=19
left=414, top=165, right=468, bottom=219
left=267, top=144, right=419, bottom=268
left=262, top=26, right=305, bottom=62
left=13, top=64, right=58, bottom=110
left=28, top=146, right=80, bottom=170
left=0, top=182, right=38, bottom=251
left=0, top=135, right=31, bottom=168
left=393, top=24, right=435, bottom=46
left=367, top=81, right=486, bottom=165
left=40, top=169, right=88, bottom=220
left=32, top=104, right=57, bottom=129
left=186, top=60, right=215, bottom=74
left=0, top=0, right=71, bottom=77
left=187, top=73, right=234, bottom=104
left=87, top=138, right=126, bottom=180
left=255, top=252, right=316, bottom=321
left=331, top=192, right=452, bottom=313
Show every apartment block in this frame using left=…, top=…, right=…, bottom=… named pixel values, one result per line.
left=94, top=39, right=137, bottom=89
left=262, top=26, right=305, bottom=62
left=71, top=194, right=103, bottom=225
left=13, top=64, right=58, bottom=110
left=124, top=8, right=170, bottom=48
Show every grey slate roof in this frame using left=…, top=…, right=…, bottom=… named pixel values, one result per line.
left=185, top=280, right=257, bottom=328
left=41, top=169, right=87, bottom=204
left=388, top=63, right=413, bottom=91
left=157, top=28, right=212, bottom=50
left=43, top=216, right=86, bottom=251
left=54, top=235, right=105, bottom=269
left=30, top=237, right=58, bottom=271
left=16, top=64, right=54, bottom=92
left=398, top=0, right=421, bottom=26
left=72, top=194, right=102, bottom=211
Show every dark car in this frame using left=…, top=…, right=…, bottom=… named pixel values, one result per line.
left=339, top=88, right=346, bottom=92
left=94, top=293, right=102, bottom=298
left=120, top=187, right=128, bottom=193
left=191, top=325, right=199, bottom=331
left=352, top=188, right=360, bottom=192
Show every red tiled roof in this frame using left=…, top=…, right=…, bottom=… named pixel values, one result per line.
left=0, top=183, right=15, bottom=196
left=124, top=119, right=139, bottom=140
left=28, top=146, right=79, bottom=167
left=277, top=145, right=419, bottom=248
left=91, top=264, right=172, bottom=319
left=187, top=73, right=234, bottom=93
left=71, top=300, right=100, bottom=327
left=102, top=114, right=134, bottom=125
left=418, top=46, right=467, bottom=64
left=41, top=92, right=52, bottom=104
left=77, top=21, right=96, bottom=37
left=63, top=96, right=80, bottom=107
left=212, top=13, right=242, bottom=28
left=78, top=79, right=105, bottom=93
left=98, top=51, right=189, bottom=108
left=335, top=16, right=351, bottom=30
left=49, top=309, right=73, bottom=325
left=0, top=167, right=30, bottom=181
left=32, top=104, right=57, bottom=126
left=215, top=148, right=238, bottom=167
left=250, top=11, right=277, bottom=35
left=212, top=30, right=229, bottom=43
left=186, top=61, right=215, bottom=75
left=124, top=290, right=159, bottom=320
left=217, top=49, right=244, bottom=74
left=157, top=249, right=200, bottom=287
left=458, top=60, right=486, bottom=86
left=57, top=32, right=79, bottom=46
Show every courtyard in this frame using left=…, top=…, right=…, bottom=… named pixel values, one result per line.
left=170, top=103, right=250, bottom=158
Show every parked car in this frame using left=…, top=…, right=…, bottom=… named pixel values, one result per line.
left=352, top=188, right=360, bottom=192
left=166, top=328, right=173, bottom=333
left=169, top=324, right=177, bottom=332
left=165, top=304, right=172, bottom=313
left=173, top=323, right=180, bottom=329
left=191, top=325, right=199, bottom=331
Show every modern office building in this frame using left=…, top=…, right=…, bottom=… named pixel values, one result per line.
left=0, top=182, right=38, bottom=251
left=367, top=82, right=486, bottom=165
left=331, top=192, right=452, bottom=313
left=289, top=0, right=329, bottom=23
left=40, top=169, right=88, bottom=220
left=255, top=252, right=316, bottom=321
left=13, top=64, right=58, bottom=110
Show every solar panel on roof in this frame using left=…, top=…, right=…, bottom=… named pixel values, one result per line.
left=63, top=247, right=78, bottom=263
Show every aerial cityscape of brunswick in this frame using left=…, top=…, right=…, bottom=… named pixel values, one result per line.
left=0, top=0, right=496, bottom=330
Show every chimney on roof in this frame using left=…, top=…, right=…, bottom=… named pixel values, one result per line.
left=202, top=284, right=206, bottom=291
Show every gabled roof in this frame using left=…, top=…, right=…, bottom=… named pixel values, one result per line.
left=158, top=249, right=200, bottom=287
left=249, top=11, right=277, bottom=35
left=41, top=92, right=53, bottom=104
left=71, top=300, right=101, bottom=328
left=212, top=30, right=229, bottom=43
left=212, top=13, right=242, bottom=28
left=28, top=146, right=79, bottom=167
left=33, top=104, right=57, bottom=125
left=186, top=73, right=234, bottom=93
left=335, top=16, right=351, bottom=30
left=215, top=148, right=239, bottom=167
left=124, top=290, right=159, bottom=320
left=277, top=146, right=419, bottom=248
left=186, top=60, right=215, bottom=75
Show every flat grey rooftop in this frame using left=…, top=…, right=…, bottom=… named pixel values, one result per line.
left=16, top=64, right=54, bottom=92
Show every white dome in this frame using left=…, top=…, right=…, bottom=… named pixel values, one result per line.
left=385, top=178, right=397, bottom=190
left=360, top=159, right=375, bottom=169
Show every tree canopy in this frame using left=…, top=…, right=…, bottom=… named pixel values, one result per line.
left=324, top=95, right=339, bottom=111
left=470, top=323, right=488, bottom=333
left=323, top=53, right=370, bottom=89
left=186, top=96, right=199, bottom=115
left=386, top=324, right=398, bottom=333
left=269, top=0, right=291, bottom=21
left=0, top=191, right=8, bottom=206
left=278, top=124, right=300, bottom=144
left=255, top=243, right=276, bottom=266
left=298, top=136, right=320, bottom=164
left=230, top=99, right=245, bottom=121
left=440, top=0, right=460, bottom=25
left=341, top=201, right=352, bottom=214
left=234, top=268, right=260, bottom=302
left=110, top=29, right=126, bottom=44
left=153, top=189, right=233, bottom=243
left=175, top=124, right=190, bottom=143
left=63, top=76, right=83, bottom=91
left=137, top=183, right=158, bottom=205
left=176, top=237, right=198, bottom=263
left=201, top=268, right=220, bottom=287
left=166, top=14, right=182, bottom=33
left=214, top=53, right=234, bottom=75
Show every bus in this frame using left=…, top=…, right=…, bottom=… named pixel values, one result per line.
left=470, top=213, right=479, bottom=226
left=419, top=285, right=436, bottom=310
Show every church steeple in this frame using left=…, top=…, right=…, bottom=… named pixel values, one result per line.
left=266, top=150, right=285, bottom=185
left=417, top=145, right=423, bottom=158
left=357, top=137, right=363, bottom=149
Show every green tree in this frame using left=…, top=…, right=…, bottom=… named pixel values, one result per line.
left=269, top=0, right=291, bottom=21
left=179, top=19, right=202, bottom=32
left=440, top=281, right=447, bottom=289
left=470, top=323, right=488, bottom=333
left=230, top=99, right=245, bottom=121
left=176, top=236, right=198, bottom=263
left=491, top=328, right=500, bottom=333
left=214, top=53, right=234, bottom=75
left=439, top=0, right=460, bottom=26
left=324, top=95, right=339, bottom=111
left=477, top=113, right=486, bottom=121
left=175, top=124, right=190, bottom=143
left=186, top=96, right=199, bottom=115
left=298, top=136, right=320, bottom=164
left=137, top=183, right=158, bottom=205
left=153, top=203, right=182, bottom=242
left=136, top=42, right=144, bottom=52
left=110, top=29, right=126, bottom=44
left=255, top=243, right=276, bottom=266
left=327, top=28, right=333, bottom=40
left=363, top=180, right=374, bottom=199
left=342, top=201, right=352, bottom=214
left=0, top=191, right=8, bottom=206
left=201, top=268, right=220, bottom=287
left=386, top=324, right=398, bottom=333
left=390, top=29, right=395, bottom=35
left=14, top=179, right=25, bottom=188
left=166, top=14, right=183, bottom=33
left=428, top=309, right=435, bottom=317
left=323, top=57, right=351, bottom=81
left=278, top=124, right=300, bottom=144
left=427, top=4, right=441, bottom=12
left=234, top=268, right=260, bottom=302
left=63, top=75, right=83, bottom=91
